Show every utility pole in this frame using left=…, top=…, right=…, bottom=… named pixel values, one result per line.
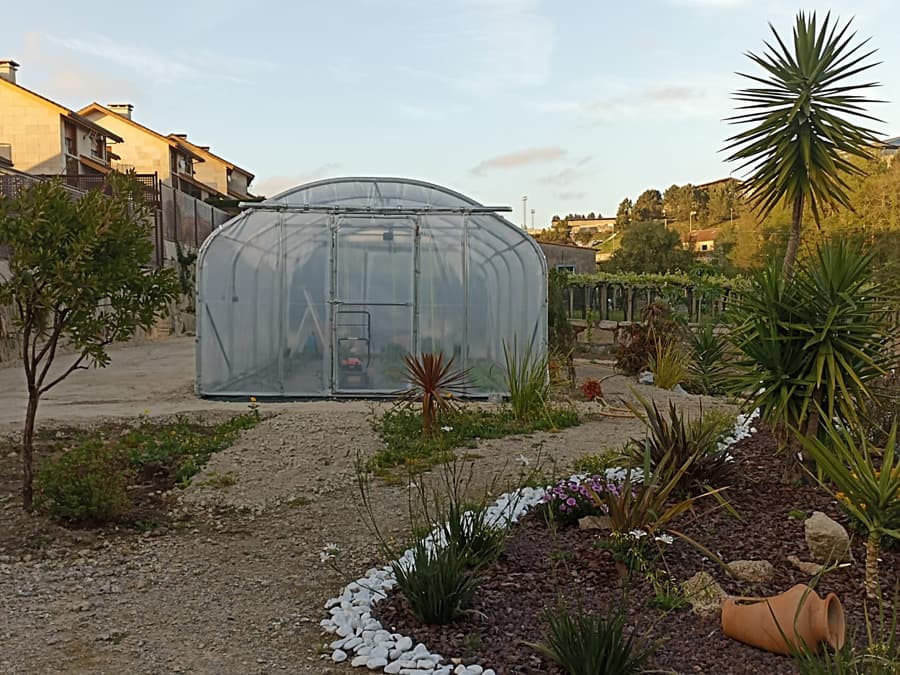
left=531, top=208, right=535, bottom=229
left=522, top=196, right=528, bottom=229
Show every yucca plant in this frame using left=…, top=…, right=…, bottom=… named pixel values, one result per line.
left=724, top=11, right=883, bottom=280
left=503, top=338, right=549, bottom=422
left=649, top=338, right=690, bottom=390
left=624, top=393, right=734, bottom=494
left=686, top=322, right=729, bottom=395
left=728, top=241, right=895, bottom=475
left=798, top=422, right=900, bottom=598
left=527, top=602, right=653, bottom=675
left=399, top=352, right=470, bottom=436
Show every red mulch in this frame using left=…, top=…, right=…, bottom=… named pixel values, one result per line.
left=374, top=428, right=900, bottom=674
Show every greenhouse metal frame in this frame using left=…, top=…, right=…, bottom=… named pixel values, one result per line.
left=196, top=177, right=548, bottom=398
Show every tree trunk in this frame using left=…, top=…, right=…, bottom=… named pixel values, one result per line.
left=22, top=391, right=40, bottom=512
left=865, top=533, right=880, bottom=599
left=782, top=196, right=805, bottom=281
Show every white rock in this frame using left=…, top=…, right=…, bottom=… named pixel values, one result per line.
left=332, top=649, right=348, bottom=663
left=396, top=636, right=413, bottom=652
left=385, top=662, right=403, bottom=675
left=367, top=656, right=389, bottom=669
left=351, top=654, right=370, bottom=667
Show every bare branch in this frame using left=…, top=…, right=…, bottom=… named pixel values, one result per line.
left=39, top=351, right=91, bottom=395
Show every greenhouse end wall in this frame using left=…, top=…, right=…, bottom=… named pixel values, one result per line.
left=196, top=177, right=547, bottom=398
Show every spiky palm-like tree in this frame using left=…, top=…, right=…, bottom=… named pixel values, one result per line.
left=724, top=11, right=882, bottom=280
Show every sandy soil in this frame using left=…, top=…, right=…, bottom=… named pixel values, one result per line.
left=0, top=338, right=735, bottom=674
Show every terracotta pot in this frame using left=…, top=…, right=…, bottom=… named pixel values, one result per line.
left=721, top=584, right=845, bottom=655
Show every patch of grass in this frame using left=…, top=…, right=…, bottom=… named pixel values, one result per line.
left=788, top=509, right=809, bottom=521
left=370, top=405, right=579, bottom=474
left=573, top=450, right=625, bottom=475
left=33, top=411, right=261, bottom=525
left=196, top=471, right=237, bottom=488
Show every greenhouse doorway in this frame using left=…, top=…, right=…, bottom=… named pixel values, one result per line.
left=332, top=215, right=415, bottom=394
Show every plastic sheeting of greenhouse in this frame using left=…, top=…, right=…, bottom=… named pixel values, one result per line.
left=196, top=177, right=547, bottom=398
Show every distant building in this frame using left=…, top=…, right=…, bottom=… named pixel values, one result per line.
left=535, top=240, right=597, bottom=274
left=167, top=133, right=255, bottom=201
left=79, top=102, right=224, bottom=201
left=683, top=227, right=720, bottom=254
left=568, top=217, right=616, bottom=236
left=0, top=60, right=122, bottom=177
left=881, top=136, right=900, bottom=161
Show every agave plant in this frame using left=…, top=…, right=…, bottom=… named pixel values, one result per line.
left=724, top=11, right=882, bottom=279
left=399, top=352, right=470, bottom=436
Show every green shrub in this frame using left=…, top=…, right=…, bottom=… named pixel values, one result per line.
left=439, top=501, right=508, bottom=569
left=868, top=371, right=900, bottom=446
left=527, top=602, right=653, bottom=675
left=625, top=393, right=734, bottom=493
left=615, top=302, right=682, bottom=376
left=35, top=439, right=132, bottom=523
left=686, top=322, right=730, bottom=395
left=572, top=451, right=624, bottom=476
left=391, top=539, right=478, bottom=624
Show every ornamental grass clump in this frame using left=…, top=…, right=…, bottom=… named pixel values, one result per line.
left=527, top=601, right=653, bottom=675
left=391, top=539, right=478, bottom=625
left=649, top=338, right=690, bottom=390
left=504, top=337, right=549, bottom=422
left=399, top=352, right=470, bottom=436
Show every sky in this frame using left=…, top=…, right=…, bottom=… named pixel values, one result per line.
left=5, top=0, right=900, bottom=227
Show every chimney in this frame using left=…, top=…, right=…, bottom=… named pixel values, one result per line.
left=0, top=60, right=20, bottom=84
left=172, top=133, right=188, bottom=139
left=108, top=103, right=134, bottom=120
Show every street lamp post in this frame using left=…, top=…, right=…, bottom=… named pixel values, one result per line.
left=522, top=196, right=528, bottom=229
left=531, top=208, right=535, bottom=229
left=689, top=210, right=697, bottom=233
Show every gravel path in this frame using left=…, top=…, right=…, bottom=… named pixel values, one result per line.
left=0, top=339, right=734, bottom=674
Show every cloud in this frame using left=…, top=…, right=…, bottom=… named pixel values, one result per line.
left=470, top=146, right=566, bottom=175
left=45, top=33, right=275, bottom=85
left=254, top=164, right=342, bottom=198
left=537, top=79, right=729, bottom=124
left=557, top=191, right=586, bottom=200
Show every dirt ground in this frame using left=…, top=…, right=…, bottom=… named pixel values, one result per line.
left=0, top=337, right=735, bottom=674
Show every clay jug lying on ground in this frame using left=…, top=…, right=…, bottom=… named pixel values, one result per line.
left=721, top=584, right=845, bottom=655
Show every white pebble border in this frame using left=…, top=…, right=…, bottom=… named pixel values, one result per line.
left=320, top=409, right=760, bottom=674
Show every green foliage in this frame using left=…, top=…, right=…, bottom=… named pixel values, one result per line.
left=606, top=221, right=696, bottom=274
left=398, top=352, right=470, bottom=436
left=173, top=239, right=198, bottom=311
left=34, top=439, right=132, bottom=523
left=625, top=393, right=734, bottom=494
left=573, top=451, right=625, bottom=476
left=649, top=338, right=690, bottom=390
left=724, top=11, right=882, bottom=275
left=124, top=411, right=260, bottom=486
left=686, top=322, right=730, bottom=395
left=390, top=538, right=478, bottom=625
left=504, top=338, right=549, bottom=422
left=798, top=423, right=900, bottom=597
left=868, top=371, right=900, bottom=446
left=632, top=189, right=664, bottom=222
left=527, top=602, right=653, bottom=675
left=370, top=405, right=579, bottom=473
left=34, top=411, right=260, bottom=524
left=729, top=241, right=895, bottom=450
left=548, top=269, right=576, bottom=354
left=0, top=174, right=179, bottom=510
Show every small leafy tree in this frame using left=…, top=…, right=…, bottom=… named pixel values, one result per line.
left=606, top=221, right=695, bottom=274
left=724, top=11, right=882, bottom=280
left=0, top=174, right=178, bottom=511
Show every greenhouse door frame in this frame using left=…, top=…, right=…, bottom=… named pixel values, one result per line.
left=330, top=214, right=419, bottom=395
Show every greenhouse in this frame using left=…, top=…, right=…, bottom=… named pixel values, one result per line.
left=196, top=177, right=548, bottom=398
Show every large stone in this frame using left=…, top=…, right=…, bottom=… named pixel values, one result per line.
left=727, top=559, right=776, bottom=584
left=804, top=511, right=852, bottom=563
left=682, top=571, right=727, bottom=618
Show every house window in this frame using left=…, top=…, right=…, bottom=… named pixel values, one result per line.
left=701, top=244, right=709, bottom=251
left=63, top=122, right=77, bottom=157
left=556, top=264, right=576, bottom=273
left=90, top=135, right=105, bottom=160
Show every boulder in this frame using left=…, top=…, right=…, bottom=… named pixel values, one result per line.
left=682, top=571, right=726, bottom=618
left=804, top=511, right=852, bottom=563
left=727, top=559, right=776, bottom=584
